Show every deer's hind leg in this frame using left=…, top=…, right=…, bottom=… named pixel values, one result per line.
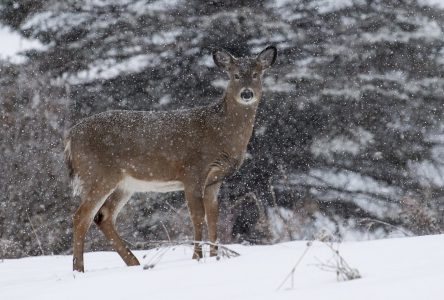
left=73, top=180, right=117, bottom=272
left=94, top=188, right=139, bottom=267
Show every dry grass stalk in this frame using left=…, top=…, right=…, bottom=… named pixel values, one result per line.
left=276, top=241, right=313, bottom=291
left=314, top=231, right=361, bottom=281
left=141, top=240, right=240, bottom=270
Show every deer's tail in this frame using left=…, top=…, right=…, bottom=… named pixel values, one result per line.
left=64, top=137, right=74, bottom=179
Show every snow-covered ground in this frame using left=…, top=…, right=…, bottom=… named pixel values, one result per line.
left=0, top=235, right=442, bottom=300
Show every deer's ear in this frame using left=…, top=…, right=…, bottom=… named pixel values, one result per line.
left=213, top=49, right=235, bottom=71
left=257, top=45, right=277, bottom=69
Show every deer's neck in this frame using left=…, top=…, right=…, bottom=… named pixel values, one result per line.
left=216, top=94, right=259, bottom=152
left=224, top=94, right=258, bottom=124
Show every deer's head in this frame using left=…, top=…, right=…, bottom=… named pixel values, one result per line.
left=213, top=45, right=277, bottom=106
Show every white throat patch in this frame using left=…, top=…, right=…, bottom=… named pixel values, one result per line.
left=236, top=97, right=258, bottom=106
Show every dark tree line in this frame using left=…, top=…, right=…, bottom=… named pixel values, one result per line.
left=0, top=0, right=443, bottom=258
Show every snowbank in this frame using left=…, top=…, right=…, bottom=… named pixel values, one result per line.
left=0, top=235, right=442, bottom=300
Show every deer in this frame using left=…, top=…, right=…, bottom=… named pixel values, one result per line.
left=64, top=45, right=277, bottom=272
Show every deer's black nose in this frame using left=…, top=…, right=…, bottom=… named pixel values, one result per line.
left=241, top=89, right=254, bottom=100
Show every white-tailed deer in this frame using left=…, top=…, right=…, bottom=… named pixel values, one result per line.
left=64, top=45, right=277, bottom=272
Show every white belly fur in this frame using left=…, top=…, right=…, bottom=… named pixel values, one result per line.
left=120, top=176, right=184, bottom=193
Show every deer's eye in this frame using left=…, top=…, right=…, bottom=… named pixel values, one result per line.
left=252, top=72, right=258, bottom=79
left=234, top=74, right=240, bottom=80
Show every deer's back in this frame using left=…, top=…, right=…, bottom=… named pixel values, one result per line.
left=66, top=108, right=216, bottom=183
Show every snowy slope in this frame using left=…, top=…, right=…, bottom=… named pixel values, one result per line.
left=0, top=235, right=442, bottom=300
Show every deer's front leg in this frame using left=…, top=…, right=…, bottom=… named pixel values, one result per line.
left=185, top=187, right=205, bottom=259
left=203, top=182, right=222, bottom=257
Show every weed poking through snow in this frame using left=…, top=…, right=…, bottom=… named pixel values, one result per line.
left=277, top=231, right=361, bottom=290
left=141, top=240, right=240, bottom=270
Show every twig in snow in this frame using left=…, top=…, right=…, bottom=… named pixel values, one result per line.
left=314, top=233, right=361, bottom=282
left=143, top=246, right=171, bottom=270
left=276, top=241, right=313, bottom=291
left=26, top=209, right=45, bottom=256
left=159, top=221, right=171, bottom=243
left=141, top=240, right=240, bottom=270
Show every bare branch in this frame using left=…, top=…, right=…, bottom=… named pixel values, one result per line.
left=359, top=217, right=413, bottom=237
